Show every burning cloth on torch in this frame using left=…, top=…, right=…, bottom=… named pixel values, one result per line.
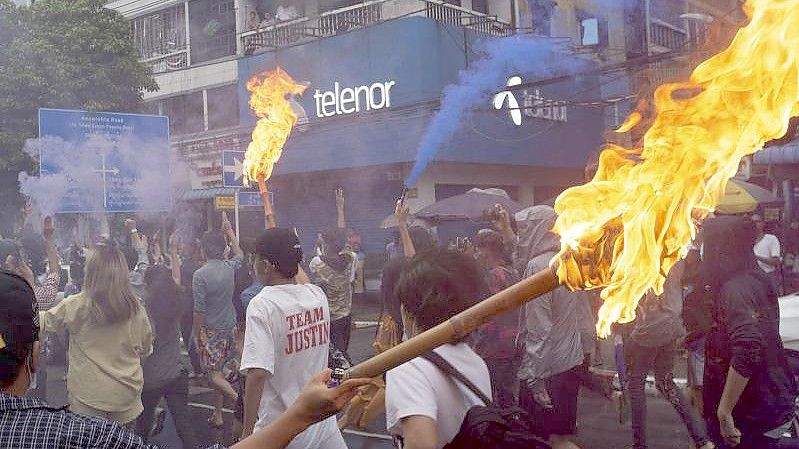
left=243, top=67, right=307, bottom=185
left=551, top=0, right=799, bottom=336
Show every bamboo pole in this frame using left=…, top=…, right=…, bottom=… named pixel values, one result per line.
left=344, top=267, right=560, bottom=380
left=257, top=177, right=276, bottom=229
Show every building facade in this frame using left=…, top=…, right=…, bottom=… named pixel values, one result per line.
left=106, top=0, right=741, bottom=252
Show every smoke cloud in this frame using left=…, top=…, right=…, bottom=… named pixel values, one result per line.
left=405, top=33, right=590, bottom=187
left=19, top=132, right=174, bottom=217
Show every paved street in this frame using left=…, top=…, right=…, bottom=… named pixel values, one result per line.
left=39, top=295, right=787, bottom=449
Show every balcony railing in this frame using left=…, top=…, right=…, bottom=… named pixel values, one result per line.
left=319, top=1, right=383, bottom=35
left=241, top=0, right=512, bottom=54
left=141, top=49, right=189, bottom=73
left=424, top=1, right=512, bottom=36
left=242, top=17, right=311, bottom=53
left=648, top=18, right=688, bottom=53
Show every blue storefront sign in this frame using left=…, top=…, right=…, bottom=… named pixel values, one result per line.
left=39, top=108, right=172, bottom=213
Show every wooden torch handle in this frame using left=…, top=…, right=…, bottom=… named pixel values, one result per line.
left=257, top=178, right=277, bottom=229
left=345, top=267, right=559, bottom=380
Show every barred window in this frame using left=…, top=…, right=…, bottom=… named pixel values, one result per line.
left=131, top=5, right=187, bottom=61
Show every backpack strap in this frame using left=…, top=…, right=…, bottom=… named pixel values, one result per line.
left=421, top=351, right=492, bottom=407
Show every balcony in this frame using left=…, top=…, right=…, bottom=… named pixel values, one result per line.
left=241, top=0, right=513, bottom=54
left=648, top=18, right=688, bottom=53
left=131, top=3, right=189, bottom=73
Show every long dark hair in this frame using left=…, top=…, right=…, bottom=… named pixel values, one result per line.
left=395, top=247, right=488, bottom=332
left=699, top=215, right=759, bottom=292
left=144, top=265, right=184, bottom=336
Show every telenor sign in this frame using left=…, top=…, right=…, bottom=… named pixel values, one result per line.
left=313, top=81, right=396, bottom=118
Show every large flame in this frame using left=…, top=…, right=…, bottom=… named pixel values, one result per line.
left=243, top=67, right=307, bottom=185
left=553, top=0, right=799, bottom=336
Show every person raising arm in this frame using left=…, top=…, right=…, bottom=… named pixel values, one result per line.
left=336, top=188, right=346, bottom=229
left=395, top=200, right=416, bottom=258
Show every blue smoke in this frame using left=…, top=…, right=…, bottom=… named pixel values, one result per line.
left=405, top=34, right=588, bottom=187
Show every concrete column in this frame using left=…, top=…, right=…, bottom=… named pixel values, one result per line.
left=783, top=179, right=794, bottom=225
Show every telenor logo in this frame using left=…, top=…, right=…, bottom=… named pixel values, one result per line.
left=494, top=76, right=522, bottom=126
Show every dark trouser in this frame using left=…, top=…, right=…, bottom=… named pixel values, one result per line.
left=180, top=307, right=202, bottom=375
left=485, top=357, right=517, bottom=408
left=137, top=373, right=199, bottom=448
left=627, top=339, right=709, bottom=449
left=575, top=353, right=614, bottom=399
left=520, top=365, right=581, bottom=438
left=330, top=315, right=352, bottom=355
left=616, top=340, right=628, bottom=388
left=766, top=270, right=783, bottom=297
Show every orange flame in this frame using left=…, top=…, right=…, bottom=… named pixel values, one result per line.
left=614, top=111, right=641, bottom=133
left=553, top=0, right=799, bottom=337
left=243, top=67, right=308, bottom=185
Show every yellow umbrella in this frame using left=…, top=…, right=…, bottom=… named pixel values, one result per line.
left=716, top=179, right=781, bottom=214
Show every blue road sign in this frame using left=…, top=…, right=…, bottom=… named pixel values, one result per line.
left=238, top=190, right=271, bottom=207
left=38, top=108, right=171, bottom=213
left=223, top=150, right=246, bottom=188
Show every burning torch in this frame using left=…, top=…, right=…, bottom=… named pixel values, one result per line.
left=242, top=67, right=308, bottom=229
left=336, top=0, right=799, bottom=382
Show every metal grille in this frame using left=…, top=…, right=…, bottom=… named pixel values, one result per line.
left=425, top=1, right=512, bottom=36
left=131, top=5, right=186, bottom=61
left=649, top=19, right=688, bottom=51
left=319, top=2, right=383, bottom=35
left=242, top=18, right=309, bottom=52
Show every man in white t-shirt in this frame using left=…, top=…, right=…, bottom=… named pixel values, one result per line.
left=385, top=248, right=492, bottom=449
left=752, top=214, right=782, bottom=294
left=240, top=228, right=346, bottom=449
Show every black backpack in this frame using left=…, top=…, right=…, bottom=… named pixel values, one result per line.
left=421, top=352, right=551, bottom=449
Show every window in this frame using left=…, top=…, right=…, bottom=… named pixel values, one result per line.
left=131, top=5, right=187, bottom=60
left=189, top=0, right=236, bottom=64
left=529, top=0, right=555, bottom=35
left=471, top=0, right=488, bottom=14
left=576, top=9, right=609, bottom=49
left=207, top=85, right=239, bottom=130
left=162, top=93, right=204, bottom=136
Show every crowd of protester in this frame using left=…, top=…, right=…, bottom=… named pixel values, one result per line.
left=0, top=185, right=798, bottom=449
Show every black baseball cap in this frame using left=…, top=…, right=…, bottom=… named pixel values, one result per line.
left=0, top=271, right=38, bottom=382
left=255, top=228, right=303, bottom=278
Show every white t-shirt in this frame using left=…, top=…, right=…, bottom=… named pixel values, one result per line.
left=240, top=284, right=345, bottom=449
left=385, top=343, right=492, bottom=449
left=754, top=233, right=781, bottom=273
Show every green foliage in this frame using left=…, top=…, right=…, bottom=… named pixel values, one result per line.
left=0, top=0, right=158, bottom=233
